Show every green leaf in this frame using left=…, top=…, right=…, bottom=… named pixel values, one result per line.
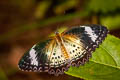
left=65, top=34, right=120, bottom=80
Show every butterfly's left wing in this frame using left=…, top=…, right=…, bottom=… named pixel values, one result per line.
left=18, top=38, right=71, bottom=76
left=61, top=24, right=108, bottom=66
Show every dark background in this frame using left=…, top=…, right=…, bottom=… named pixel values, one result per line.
left=0, top=0, right=120, bottom=80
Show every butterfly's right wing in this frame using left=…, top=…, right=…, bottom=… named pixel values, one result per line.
left=62, top=24, right=108, bottom=66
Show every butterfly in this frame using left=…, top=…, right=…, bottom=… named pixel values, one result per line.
left=18, top=24, right=108, bottom=76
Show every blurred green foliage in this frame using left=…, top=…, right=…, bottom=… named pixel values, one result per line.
left=0, top=11, right=89, bottom=44
left=54, top=0, right=78, bottom=14
left=100, top=15, right=120, bottom=30
left=0, top=0, right=120, bottom=43
left=87, top=0, right=120, bottom=13
left=34, top=1, right=51, bottom=19
left=86, top=0, right=120, bottom=30
left=0, top=68, right=8, bottom=80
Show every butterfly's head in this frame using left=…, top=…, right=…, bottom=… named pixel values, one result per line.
left=55, top=31, right=59, bottom=35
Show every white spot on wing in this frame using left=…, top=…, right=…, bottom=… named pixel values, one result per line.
left=80, top=26, right=87, bottom=27
left=29, top=45, right=38, bottom=66
left=84, top=27, right=97, bottom=42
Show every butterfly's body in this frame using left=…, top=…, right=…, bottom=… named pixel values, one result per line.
left=18, top=24, right=108, bottom=76
left=55, top=32, right=70, bottom=60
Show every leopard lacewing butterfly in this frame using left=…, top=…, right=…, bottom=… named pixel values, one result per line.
left=18, top=24, right=108, bottom=76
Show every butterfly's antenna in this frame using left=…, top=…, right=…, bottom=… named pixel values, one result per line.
left=55, top=25, right=61, bottom=34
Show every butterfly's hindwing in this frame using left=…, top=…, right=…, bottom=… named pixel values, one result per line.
left=62, top=34, right=89, bottom=67
left=46, top=40, right=71, bottom=76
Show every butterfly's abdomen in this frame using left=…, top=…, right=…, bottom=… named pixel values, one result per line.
left=55, top=32, right=70, bottom=60
left=61, top=44, right=69, bottom=59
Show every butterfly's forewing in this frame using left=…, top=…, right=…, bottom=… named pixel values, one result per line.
left=62, top=24, right=108, bottom=66
left=18, top=39, right=53, bottom=72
